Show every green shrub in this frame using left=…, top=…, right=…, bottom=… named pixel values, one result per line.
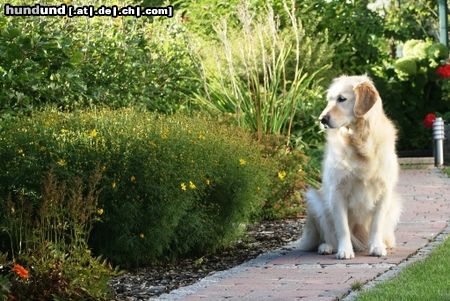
left=0, top=0, right=200, bottom=114
left=0, top=108, right=274, bottom=265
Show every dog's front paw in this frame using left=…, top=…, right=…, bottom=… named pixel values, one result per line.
left=336, top=248, right=355, bottom=260
left=369, top=243, right=387, bottom=257
left=318, top=243, right=333, bottom=255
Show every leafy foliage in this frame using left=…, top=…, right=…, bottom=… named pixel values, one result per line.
left=297, top=0, right=384, bottom=74
left=382, top=0, right=439, bottom=41
left=0, top=0, right=199, bottom=114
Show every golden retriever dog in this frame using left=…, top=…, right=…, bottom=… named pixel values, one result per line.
left=299, top=75, right=401, bottom=259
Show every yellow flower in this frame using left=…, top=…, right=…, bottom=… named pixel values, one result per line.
left=130, top=176, right=136, bottom=183
left=160, top=129, right=169, bottom=139
left=112, top=181, right=117, bottom=189
left=17, top=149, right=25, bottom=157
left=139, top=233, right=145, bottom=239
left=205, top=179, right=211, bottom=186
left=189, top=181, right=196, bottom=189
left=277, top=170, right=287, bottom=181
left=101, top=165, right=107, bottom=172
left=88, top=129, right=98, bottom=138
left=180, top=182, right=187, bottom=191
left=97, top=208, right=104, bottom=215
left=57, top=159, right=66, bottom=166
left=239, top=159, right=247, bottom=166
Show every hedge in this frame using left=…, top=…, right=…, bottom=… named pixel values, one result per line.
left=0, top=109, right=274, bottom=265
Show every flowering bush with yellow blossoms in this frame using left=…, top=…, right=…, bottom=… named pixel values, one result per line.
left=0, top=108, right=275, bottom=266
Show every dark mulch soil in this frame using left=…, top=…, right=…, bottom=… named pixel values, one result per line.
left=110, top=218, right=304, bottom=300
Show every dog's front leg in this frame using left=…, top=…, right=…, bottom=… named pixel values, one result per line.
left=332, top=193, right=355, bottom=259
left=369, top=193, right=390, bottom=257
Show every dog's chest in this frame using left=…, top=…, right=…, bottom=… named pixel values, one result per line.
left=324, top=138, right=370, bottom=177
left=345, top=176, right=385, bottom=210
left=323, top=134, right=386, bottom=208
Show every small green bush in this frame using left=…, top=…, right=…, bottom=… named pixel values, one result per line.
left=0, top=109, right=274, bottom=265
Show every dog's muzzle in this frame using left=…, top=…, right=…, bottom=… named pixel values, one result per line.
left=320, top=115, right=330, bottom=128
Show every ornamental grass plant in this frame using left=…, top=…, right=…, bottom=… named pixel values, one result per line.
left=194, top=0, right=333, bottom=143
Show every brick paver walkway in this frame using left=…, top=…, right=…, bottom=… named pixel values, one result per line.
left=159, top=168, right=450, bottom=301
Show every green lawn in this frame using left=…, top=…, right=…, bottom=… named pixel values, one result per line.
left=355, top=236, right=450, bottom=301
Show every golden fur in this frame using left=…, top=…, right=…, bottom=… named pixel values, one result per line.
left=299, top=75, right=401, bottom=259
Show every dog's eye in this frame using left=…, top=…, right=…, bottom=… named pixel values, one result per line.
left=337, top=95, right=347, bottom=103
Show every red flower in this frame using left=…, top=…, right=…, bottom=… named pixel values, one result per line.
left=12, top=263, right=29, bottom=280
left=436, top=64, right=450, bottom=78
left=423, top=113, right=436, bottom=129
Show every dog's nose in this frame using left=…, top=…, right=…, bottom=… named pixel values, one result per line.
left=320, top=115, right=330, bottom=126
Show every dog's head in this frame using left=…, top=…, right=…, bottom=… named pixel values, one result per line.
left=319, top=75, right=380, bottom=129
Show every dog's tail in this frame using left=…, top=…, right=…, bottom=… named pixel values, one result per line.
left=298, top=189, right=323, bottom=251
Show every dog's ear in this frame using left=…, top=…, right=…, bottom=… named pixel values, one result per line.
left=353, top=81, right=378, bottom=117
